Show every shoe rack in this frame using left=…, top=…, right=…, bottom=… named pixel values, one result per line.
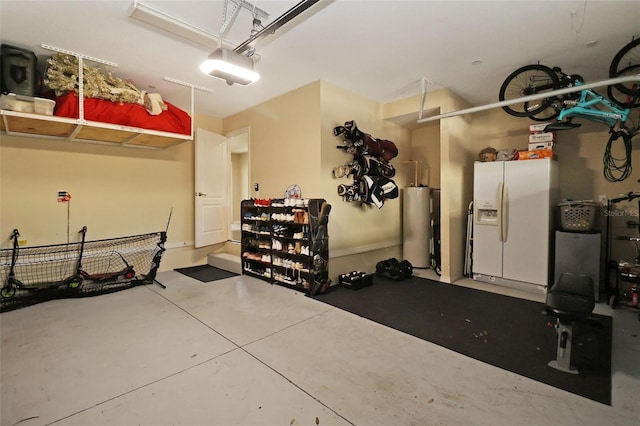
left=240, top=198, right=329, bottom=293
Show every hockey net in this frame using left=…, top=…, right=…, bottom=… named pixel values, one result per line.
left=0, top=231, right=166, bottom=312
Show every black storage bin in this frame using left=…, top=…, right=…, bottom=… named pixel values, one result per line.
left=1, top=44, right=37, bottom=96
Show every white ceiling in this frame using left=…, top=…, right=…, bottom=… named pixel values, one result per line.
left=1, top=0, right=639, bottom=120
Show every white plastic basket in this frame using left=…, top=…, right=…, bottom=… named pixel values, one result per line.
left=558, top=201, right=599, bottom=232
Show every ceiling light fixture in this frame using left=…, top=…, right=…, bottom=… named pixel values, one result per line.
left=201, top=0, right=321, bottom=86
left=200, top=48, right=260, bottom=85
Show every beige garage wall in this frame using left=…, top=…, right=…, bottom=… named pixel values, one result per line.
left=0, top=113, right=223, bottom=271
left=320, top=81, right=410, bottom=252
left=410, top=122, right=440, bottom=188
left=223, top=81, right=323, bottom=199
left=3, top=80, right=632, bottom=278
left=223, top=80, right=410, bottom=280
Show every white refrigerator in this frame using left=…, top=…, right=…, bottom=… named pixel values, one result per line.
left=472, top=158, right=558, bottom=293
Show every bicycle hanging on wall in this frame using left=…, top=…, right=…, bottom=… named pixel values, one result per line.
left=498, top=37, right=640, bottom=182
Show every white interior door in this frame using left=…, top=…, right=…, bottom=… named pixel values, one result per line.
left=195, top=128, right=229, bottom=248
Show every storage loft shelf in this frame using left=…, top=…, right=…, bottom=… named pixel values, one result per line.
left=0, top=109, right=192, bottom=149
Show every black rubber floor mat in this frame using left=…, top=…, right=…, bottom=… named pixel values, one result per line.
left=313, top=275, right=612, bottom=405
left=174, top=265, right=238, bottom=282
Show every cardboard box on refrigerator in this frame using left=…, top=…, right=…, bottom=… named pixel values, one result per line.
left=518, top=148, right=556, bottom=160
left=528, top=123, right=552, bottom=133
left=528, top=141, right=555, bottom=151
left=528, top=132, right=555, bottom=143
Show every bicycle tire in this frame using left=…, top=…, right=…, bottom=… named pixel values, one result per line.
left=607, top=64, right=640, bottom=108
left=527, top=98, right=562, bottom=122
left=610, top=38, right=640, bottom=96
left=499, top=64, right=559, bottom=117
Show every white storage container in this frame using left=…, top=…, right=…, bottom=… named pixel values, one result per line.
left=0, top=93, right=55, bottom=115
left=34, top=97, right=55, bottom=115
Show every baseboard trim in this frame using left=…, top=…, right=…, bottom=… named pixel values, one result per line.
left=165, top=241, right=195, bottom=249
left=166, top=240, right=402, bottom=257
left=330, top=240, right=401, bottom=259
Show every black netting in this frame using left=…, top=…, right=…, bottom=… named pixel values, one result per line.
left=1, top=231, right=166, bottom=312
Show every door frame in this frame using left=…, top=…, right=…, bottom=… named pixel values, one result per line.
left=225, top=126, right=252, bottom=232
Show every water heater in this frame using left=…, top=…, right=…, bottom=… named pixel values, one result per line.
left=403, top=186, right=431, bottom=268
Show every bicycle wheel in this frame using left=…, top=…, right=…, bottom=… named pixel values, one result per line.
left=499, top=64, right=559, bottom=117
left=608, top=64, right=640, bottom=108
left=610, top=38, right=640, bottom=96
left=527, top=98, right=562, bottom=122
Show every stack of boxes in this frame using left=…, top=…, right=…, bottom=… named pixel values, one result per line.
left=518, top=122, right=556, bottom=160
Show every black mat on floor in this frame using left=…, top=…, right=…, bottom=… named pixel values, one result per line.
left=313, top=275, right=612, bottom=405
left=174, top=265, right=238, bottom=282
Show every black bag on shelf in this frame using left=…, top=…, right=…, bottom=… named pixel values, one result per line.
left=1, top=44, right=38, bottom=96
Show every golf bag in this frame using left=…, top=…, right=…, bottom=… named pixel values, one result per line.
left=334, top=120, right=398, bottom=162
left=375, top=258, right=413, bottom=280
left=333, top=120, right=399, bottom=208
left=337, top=175, right=399, bottom=209
left=333, top=154, right=396, bottom=179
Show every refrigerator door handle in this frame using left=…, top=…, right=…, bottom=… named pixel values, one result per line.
left=497, top=182, right=504, bottom=242
left=502, top=184, right=509, bottom=242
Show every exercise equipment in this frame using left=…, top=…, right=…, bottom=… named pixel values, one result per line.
left=545, top=272, right=595, bottom=374
left=375, top=258, right=413, bottom=281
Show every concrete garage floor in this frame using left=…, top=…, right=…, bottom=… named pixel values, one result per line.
left=1, top=270, right=638, bottom=425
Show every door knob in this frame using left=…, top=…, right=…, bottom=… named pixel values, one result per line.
left=196, top=192, right=207, bottom=197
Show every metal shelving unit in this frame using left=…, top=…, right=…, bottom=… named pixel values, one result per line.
left=0, top=44, right=213, bottom=149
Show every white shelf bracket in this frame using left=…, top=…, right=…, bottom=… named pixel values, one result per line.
left=41, top=44, right=118, bottom=67
left=163, top=77, right=215, bottom=138
left=418, top=77, right=431, bottom=121
left=41, top=44, right=120, bottom=123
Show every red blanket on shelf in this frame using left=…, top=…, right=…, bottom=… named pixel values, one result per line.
left=53, top=92, right=192, bottom=135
